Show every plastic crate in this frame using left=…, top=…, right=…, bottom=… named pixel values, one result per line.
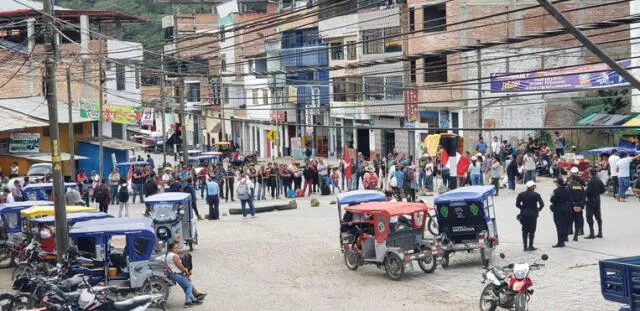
left=600, top=256, right=640, bottom=310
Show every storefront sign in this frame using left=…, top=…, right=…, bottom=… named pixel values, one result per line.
left=291, top=137, right=303, bottom=160
left=79, top=98, right=99, bottom=120
left=141, top=108, right=155, bottom=126
left=405, top=89, right=418, bottom=122
left=270, top=110, right=286, bottom=123
left=103, top=105, right=141, bottom=124
left=9, top=133, right=40, bottom=153
left=490, top=59, right=631, bottom=92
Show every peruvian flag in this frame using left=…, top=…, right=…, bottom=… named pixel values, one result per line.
left=440, top=135, right=458, bottom=167
left=343, top=144, right=351, bottom=181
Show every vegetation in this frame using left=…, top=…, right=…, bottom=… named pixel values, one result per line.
left=573, top=88, right=631, bottom=115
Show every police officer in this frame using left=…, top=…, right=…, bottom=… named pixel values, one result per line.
left=516, top=180, right=544, bottom=251
left=567, top=170, right=586, bottom=241
left=585, top=168, right=605, bottom=239
left=550, top=177, right=571, bottom=248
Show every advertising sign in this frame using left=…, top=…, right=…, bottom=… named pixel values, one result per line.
left=490, top=59, right=631, bottom=93
left=291, top=137, right=303, bottom=160
left=405, top=89, right=418, bottom=122
left=103, top=105, right=142, bottom=124
left=141, top=108, right=155, bottom=126
left=79, top=98, right=100, bottom=120
left=9, top=133, right=40, bottom=153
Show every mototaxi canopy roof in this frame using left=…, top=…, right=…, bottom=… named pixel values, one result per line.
left=23, top=182, right=78, bottom=192
left=336, top=190, right=386, bottom=207
left=344, top=201, right=430, bottom=217
left=29, top=212, right=112, bottom=226
left=586, top=147, right=639, bottom=155
left=144, top=192, right=191, bottom=205
left=21, top=205, right=97, bottom=218
left=0, top=200, right=53, bottom=213
left=188, top=154, right=221, bottom=163
left=69, top=217, right=153, bottom=234
left=434, top=186, right=496, bottom=204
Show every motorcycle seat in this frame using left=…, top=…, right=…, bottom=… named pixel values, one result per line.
left=112, top=296, right=153, bottom=310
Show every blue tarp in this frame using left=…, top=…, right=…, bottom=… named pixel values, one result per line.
left=70, top=217, right=152, bottom=234
left=336, top=190, right=386, bottom=207
left=434, top=186, right=496, bottom=204
left=586, top=147, right=639, bottom=155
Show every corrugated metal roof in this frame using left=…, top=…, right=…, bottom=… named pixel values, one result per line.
left=0, top=96, right=94, bottom=124
left=80, top=137, right=147, bottom=150
left=0, top=104, right=49, bottom=132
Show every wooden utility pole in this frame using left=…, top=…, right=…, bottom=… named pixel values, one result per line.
left=43, top=0, right=68, bottom=261
left=160, top=52, right=167, bottom=166
left=174, top=15, right=189, bottom=165
left=477, top=48, right=483, bottom=139
left=66, top=68, right=75, bottom=179
left=98, top=38, right=104, bottom=178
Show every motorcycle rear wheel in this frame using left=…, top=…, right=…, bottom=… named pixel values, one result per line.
left=0, top=245, right=13, bottom=269
left=13, top=293, right=36, bottom=309
left=344, top=248, right=359, bottom=271
left=0, top=293, right=15, bottom=310
left=141, top=276, right=169, bottom=308
left=514, top=292, right=528, bottom=311
left=426, top=214, right=439, bottom=236
left=478, top=283, right=499, bottom=311
left=384, top=252, right=405, bottom=281
left=12, top=264, right=36, bottom=281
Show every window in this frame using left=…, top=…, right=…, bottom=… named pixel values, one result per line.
left=252, top=89, right=259, bottom=105
left=223, top=86, right=229, bottom=104
left=42, top=127, right=50, bottom=137
left=330, top=42, right=343, bottom=60
left=262, top=89, right=268, bottom=105
left=240, top=2, right=267, bottom=13
left=135, top=65, right=140, bottom=90
left=409, top=7, right=415, bottom=32
left=385, top=76, right=403, bottom=100
left=133, top=238, right=149, bottom=257
left=220, top=54, right=227, bottom=72
left=164, top=26, right=174, bottom=43
left=333, top=78, right=347, bottom=102
left=186, top=82, right=201, bottom=102
left=423, top=3, right=446, bottom=32
left=362, top=27, right=402, bottom=54
left=74, top=123, right=83, bottom=134
left=219, top=26, right=225, bottom=42
left=424, top=55, right=448, bottom=82
left=333, top=77, right=362, bottom=102
left=312, top=87, right=320, bottom=107
left=346, top=41, right=356, bottom=60
left=364, top=77, right=384, bottom=100
left=116, top=64, right=125, bottom=91
left=410, top=60, right=417, bottom=83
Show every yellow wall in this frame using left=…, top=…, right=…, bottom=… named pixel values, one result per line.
left=0, top=123, right=92, bottom=177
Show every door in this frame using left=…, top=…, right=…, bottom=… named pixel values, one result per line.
left=383, top=131, right=395, bottom=156
left=357, top=129, right=370, bottom=159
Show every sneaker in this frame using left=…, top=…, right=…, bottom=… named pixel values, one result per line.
left=195, top=293, right=207, bottom=301
left=184, top=302, right=194, bottom=308
left=192, top=300, right=203, bottom=305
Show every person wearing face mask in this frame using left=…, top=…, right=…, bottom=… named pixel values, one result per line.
left=468, top=156, right=482, bottom=186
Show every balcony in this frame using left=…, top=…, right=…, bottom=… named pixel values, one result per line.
left=281, top=46, right=328, bottom=68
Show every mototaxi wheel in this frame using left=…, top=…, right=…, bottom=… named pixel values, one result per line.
left=344, top=248, right=360, bottom=271
left=441, top=252, right=451, bottom=269
left=13, top=293, right=36, bottom=309
left=12, top=264, right=36, bottom=281
left=426, top=214, right=439, bottom=236
left=514, top=292, right=528, bottom=311
left=478, top=283, right=499, bottom=311
left=384, top=252, right=405, bottom=281
left=0, top=245, right=13, bottom=269
left=0, top=293, right=14, bottom=310
left=141, top=276, right=170, bottom=308
left=417, top=246, right=437, bottom=274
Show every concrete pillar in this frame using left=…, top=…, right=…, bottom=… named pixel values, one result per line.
left=632, top=0, right=640, bottom=112
left=80, top=15, right=90, bottom=59
left=26, top=18, right=35, bottom=96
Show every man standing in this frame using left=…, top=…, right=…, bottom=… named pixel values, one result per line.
left=608, top=149, right=620, bottom=198
left=553, top=131, right=565, bottom=157
left=475, top=137, right=488, bottom=155
left=550, top=178, right=571, bottom=248
left=236, top=173, right=256, bottom=218
left=516, top=180, right=544, bottom=251
left=523, top=151, right=536, bottom=183
left=92, top=179, right=110, bottom=213
left=10, top=180, right=22, bottom=202
left=490, top=136, right=502, bottom=159
left=108, top=168, right=120, bottom=205
left=567, top=173, right=586, bottom=241
left=205, top=177, right=220, bottom=220
left=317, top=159, right=328, bottom=192
left=225, top=166, right=236, bottom=202
left=585, top=168, right=605, bottom=239
left=146, top=154, right=155, bottom=170
left=490, top=156, right=501, bottom=196
left=132, top=166, right=146, bottom=204
left=616, top=152, right=640, bottom=202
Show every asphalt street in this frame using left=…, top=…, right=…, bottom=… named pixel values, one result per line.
left=0, top=173, right=636, bottom=310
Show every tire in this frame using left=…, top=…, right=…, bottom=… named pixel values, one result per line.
left=344, top=248, right=359, bottom=271
left=384, top=252, right=405, bottom=281
left=12, top=293, right=35, bottom=310
left=417, top=246, right=437, bottom=274
left=426, top=214, right=439, bottom=236
left=0, top=293, right=14, bottom=310
left=441, top=252, right=451, bottom=269
left=141, top=276, right=169, bottom=308
left=0, top=246, right=13, bottom=269
left=478, top=283, right=499, bottom=311
left=12, top=264, right=36, bottom=281
left=514, top=292, right=528, bottom=311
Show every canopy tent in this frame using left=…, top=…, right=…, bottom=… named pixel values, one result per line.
left=622, top=115, right=640, bottom=128
left=576, top=114, right=635, bottom=127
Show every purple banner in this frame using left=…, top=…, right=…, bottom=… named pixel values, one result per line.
left=490, top=59, right=631, bottom=93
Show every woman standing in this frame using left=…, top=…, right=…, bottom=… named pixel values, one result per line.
left=506, top=155, right=519, bottom=193
left=256, top=166, right=265, bottom=201
left=9, top=162, right=19, bottom=178
left=468, top=156, right=482, bottom=186
left=165, top=241, right=202, bottom=308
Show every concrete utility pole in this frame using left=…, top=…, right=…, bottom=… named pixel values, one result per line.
left=174, top=15, right=189, bottom=165
left=537, top=0, right=640, bottom=92
left=66, top=68, right=75, bottom=179
left=43, top=0, right=68, bottom=262
left=160, top=52, right=167, bottom=166
left=477, top=48, right=483, bottom=139
left=98, top=38, right=104, bottom=178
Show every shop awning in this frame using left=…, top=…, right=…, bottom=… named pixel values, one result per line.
left=576, top=113, right=634, bottom=126
left=3, top=152, right=89, bottom=162
left=622, top=115, right=640, bottom=128
left=81, top=137, right=147, bottom=151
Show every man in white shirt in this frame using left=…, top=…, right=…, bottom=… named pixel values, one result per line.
left=608, top=149, right=620, bottom=197
left=490, top=136, right=503, bottom=158
left=616, top=152, right=640, bottom=201
left=3, top=188, right=14, bottom=203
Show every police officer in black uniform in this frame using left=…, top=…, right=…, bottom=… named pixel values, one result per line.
left=550, top=177, right=571, bottom=248
left=516, top=180, right=544, bottom=251
left=567, top=170, right=586, bottom=241
left=585, top=168, right=605, bottom=239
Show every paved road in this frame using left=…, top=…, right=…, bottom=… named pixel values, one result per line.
left=0, top=172, right=636, bottom=310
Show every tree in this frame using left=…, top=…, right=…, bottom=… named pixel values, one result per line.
left=574, top=88, right=630, bottom=115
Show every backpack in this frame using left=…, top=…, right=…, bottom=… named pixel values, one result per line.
left=321, top=183, right=331, bottom=195
left=169, top=182, right=183, bottom=192
left=237, top=181, right=250, bottom=200
left=287, top=189, right=296, bottom=198
left=118, top=185, right=129, bottom=202
left=94, top=186, right=107, bottom=202
left=364, top=173, right=378, bottom=189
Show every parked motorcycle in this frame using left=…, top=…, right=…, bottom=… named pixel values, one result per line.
left=479, top=253, right=548, bottom=311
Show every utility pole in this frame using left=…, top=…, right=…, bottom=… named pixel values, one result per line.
left=160, top=52, right=167, bottom=166
left=43, top=0, right=68, bottom=262
left=66, top=68, right=75, bottom=179
left=98, top=38, right=104, bottom=178
left=174, top=15, right=189, bottom=165
left=477, top=48, right=483, bottom=139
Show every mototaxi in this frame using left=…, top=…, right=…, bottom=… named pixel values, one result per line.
left=342, top=201, right=441, bottom=280
left=336, top=190, right=386, bottom=252
left=0, top=201, right=53, bottom=268
left=22, top=183, right=79, bottom=201
left=144, top=192, right=197, bottom=252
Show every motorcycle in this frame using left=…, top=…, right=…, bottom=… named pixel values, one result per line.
left=479, top=253, right=549, bottom=311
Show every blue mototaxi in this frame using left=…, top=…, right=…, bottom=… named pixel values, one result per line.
left=22, top=183, right=78, bottom=201
left=336, top=190, right=386, bottom=252
left=144, top=192, right=197, bottom=252
left=69, top=217, right=172, bottom=306
left=433, top=186, right=498, bottom=267
left=29, top=212, right=113, bottom=228
left=0, top=201, right=54, bottom=235
left=188, top=154, right=221, bottom=165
